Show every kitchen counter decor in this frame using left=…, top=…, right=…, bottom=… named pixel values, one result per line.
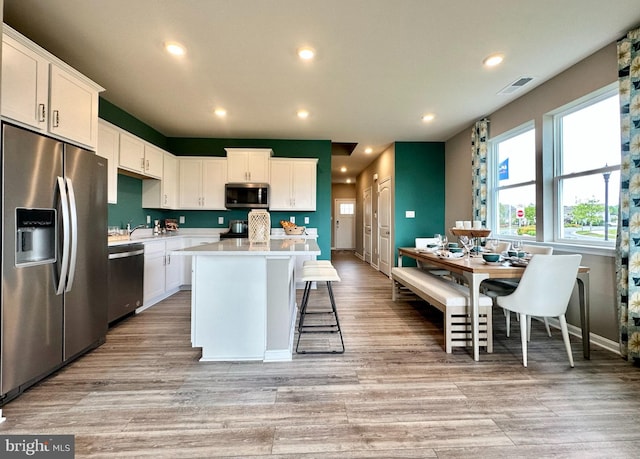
left=248, top=209, right=270, bottom=243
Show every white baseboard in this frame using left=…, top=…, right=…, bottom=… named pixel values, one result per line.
left=354, top=252, right=364, bottom=261
left=541, top=317, right=621, bottom=356
left=264, top=349, right=293, bottom=362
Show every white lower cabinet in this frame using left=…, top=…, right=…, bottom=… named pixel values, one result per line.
left=164, top=238, right=184, bottom=291
left=143, top=238, right=185, bottom=307
left=182, top=237, right=220, bottom=286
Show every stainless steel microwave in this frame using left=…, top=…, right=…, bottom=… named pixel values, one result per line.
left=224, top=183, right=269, bottom=209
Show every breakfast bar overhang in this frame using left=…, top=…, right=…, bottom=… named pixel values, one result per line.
left=176, top=238, right=321, bottom=362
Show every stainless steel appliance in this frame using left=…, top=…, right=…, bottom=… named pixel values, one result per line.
left=220, top=220, right=248, bottom=239
left=1, top=123, right=108, bottom=403
left=224, top=183, right=269, bottom=209
left=108, top=243, right=144, bottom=324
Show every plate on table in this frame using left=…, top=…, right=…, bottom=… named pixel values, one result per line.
left=509, top=259, right=529, bottom=267
left=482, top=260, right=504, bottom=266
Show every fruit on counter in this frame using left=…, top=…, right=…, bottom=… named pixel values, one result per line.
left=280, top=220, right=296, bottom=228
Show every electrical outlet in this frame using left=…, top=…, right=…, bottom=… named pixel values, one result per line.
left=290, top=216, right=295, bottom=224
left=304, top=217, right=310, bottom=224
left=218, top=217, right=224, bottom=225
left=179, top=216, right=185, bottom=224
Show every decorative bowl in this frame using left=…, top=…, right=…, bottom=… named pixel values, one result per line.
left=284, top=226, right=306, bottom=235
left=449, top=247, right=463, bottom=253
left=482, top=253, right=501, bottom=263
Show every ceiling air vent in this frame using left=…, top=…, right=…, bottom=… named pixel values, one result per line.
left=497, top=77, right=534, bottom=95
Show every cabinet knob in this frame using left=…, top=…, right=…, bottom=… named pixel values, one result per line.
left=38, top=104, right=46, bottom=123
left=52, top=110, right=60, bottom=127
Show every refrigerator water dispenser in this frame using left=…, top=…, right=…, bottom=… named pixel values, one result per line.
left=15, top=208, right=56, bottom=266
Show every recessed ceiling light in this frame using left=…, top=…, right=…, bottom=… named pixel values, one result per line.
left=297, top=109, right=309, bottom=119
left=165, top=41, right=186, bottom=56
left=346, top=179, right=352, bottom=184
left=483, top=53, right=504, bottom=67
left=422, top=114, right=435, bottom=122
left=364, top=147, right=373, bottom=154
left=298, top=47, right=315, bottom=60
left=340, top=166, right=347, bottom=173
left=214, top=108, right=227, bottom=117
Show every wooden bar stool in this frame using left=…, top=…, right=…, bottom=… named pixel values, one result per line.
left=296, top=265, right=345, bottom=354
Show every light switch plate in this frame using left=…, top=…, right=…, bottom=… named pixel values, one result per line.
left=146, top=215, right=151, bottom=224
left=290, top=216, right=295, bottom=224
left=179, top=216, right=185, bottom=224
left=218, top=217, right=224, bottom=225
left=304, top=217, right=310, bottom=224
left=405, top=210, right=415, bottom=218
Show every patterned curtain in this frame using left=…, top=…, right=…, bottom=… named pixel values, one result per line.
left=617, top=27, right=640, bottom=361
left=471, top=119, right=489, bottom=226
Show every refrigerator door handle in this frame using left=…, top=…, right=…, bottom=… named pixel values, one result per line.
left=65, top=177, right=79, bottom=292
left=56, top=176, right=71, bottom=295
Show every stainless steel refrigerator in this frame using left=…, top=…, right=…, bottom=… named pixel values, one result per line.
left=1, top=122, right=108, bottom=402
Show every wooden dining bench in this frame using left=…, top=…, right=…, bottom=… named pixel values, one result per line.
left=391, top=267, right=493, bottom=353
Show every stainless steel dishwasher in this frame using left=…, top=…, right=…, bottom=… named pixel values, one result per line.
left=108, top=243, right=144, bottom=324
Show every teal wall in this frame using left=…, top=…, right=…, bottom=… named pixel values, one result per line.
left=100, top=98, right=333, bottom=259
left=108, top=174, right=165, bottom=229
left=394, top=142, right=445, bottom=266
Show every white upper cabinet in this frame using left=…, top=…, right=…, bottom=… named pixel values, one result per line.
left=96, top=120, right=119, bottom=204
left=142, top=151, right=178, bottom=209
left=143, top=144, right=164, bottom=179
left=1, top=33, right=48, bottom=130
left=118, top=131, right=145, bottom=171
left=1, top=25, right=103, bottom=149
left=48, top=64, right=100, bottom=148
left=269, top=158, right=317, bottom=211
left=178, top=157, right=227, bottom=210
left=118, top=132, right=163, bottom=179
left=225, top=148, right=271, bottom=183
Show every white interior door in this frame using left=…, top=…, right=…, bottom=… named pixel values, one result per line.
left=334, top=199, right=355, bottom=249
left=363, top=187, right=372, bottom=263
left=377, top=178, right=391, bottom=276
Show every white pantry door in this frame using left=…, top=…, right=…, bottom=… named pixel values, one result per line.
left=363, top=187, right=372, bottom=264
left=377, top=178, right=391, bottom=276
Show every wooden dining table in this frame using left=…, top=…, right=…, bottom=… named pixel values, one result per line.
left=397, top=247, right=591, bottom=362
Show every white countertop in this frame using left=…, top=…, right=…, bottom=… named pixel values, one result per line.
left=108, top=227, right=318, bottom=246
left=176, top=238, right=321, bottom=256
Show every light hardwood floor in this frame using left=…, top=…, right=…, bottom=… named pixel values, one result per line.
left=2, top=250, right=640, bottom=458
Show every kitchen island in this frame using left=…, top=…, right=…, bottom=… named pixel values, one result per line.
left=175, top=238, right=321, bottom=362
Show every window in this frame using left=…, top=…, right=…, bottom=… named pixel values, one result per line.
left=488, top=124, right=536, bottom=239
left=339, top=202, right=354, bottom=215
left=553, top=89, right=620, bottom=245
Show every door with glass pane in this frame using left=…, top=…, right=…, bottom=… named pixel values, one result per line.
left=335, top=199, right=355, bottom=249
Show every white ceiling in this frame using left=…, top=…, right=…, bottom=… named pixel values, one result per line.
left=4, top=0, right=640, bottom=183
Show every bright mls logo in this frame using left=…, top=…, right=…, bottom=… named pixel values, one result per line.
left=0, top=435, right=74, bottom=458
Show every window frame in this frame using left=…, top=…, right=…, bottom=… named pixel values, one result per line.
left=487, top=121, right=536, bottom=240
left=551, top=84, right=620, bottom=247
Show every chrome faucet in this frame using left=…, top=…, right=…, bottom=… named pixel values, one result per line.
left=127, top=223, right=147, bottom=236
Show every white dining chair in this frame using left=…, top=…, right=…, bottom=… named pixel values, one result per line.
left=496, top=254, right=581, bottom=367
left=483, top=244, right=554, bottom=337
